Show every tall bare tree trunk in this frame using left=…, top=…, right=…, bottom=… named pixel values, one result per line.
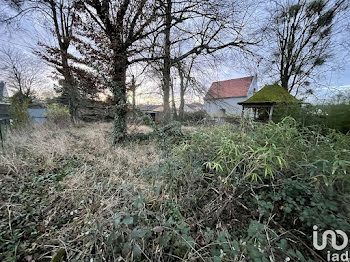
left=170, top=78, right=177, bottom=120
left=112, top=52, right=128, bottom=144
left=131, top=75, right=136, bottom=110
left=162, top=0, right=172, bottom=123
left=178, top=67, right=185, bottom=121
left=280, top=65, right=290, bottom=91
left=61, top=50, right=78, bottom=123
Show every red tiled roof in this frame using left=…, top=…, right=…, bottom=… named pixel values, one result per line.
left=204, top=76, right=253, bottom=100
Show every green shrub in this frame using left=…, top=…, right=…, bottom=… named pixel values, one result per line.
left=183, top=110, right=208, bottom=123
left=256, top=179, right=350, bottom=230
left=272, top=100, right=350, bottom=134
left=9, top=95, right=30, bottom=127
left=272, top=104, right=324, bottom=127
left=153, top=121, right=184, bottom=155
left=322, top=103, right=350, bottom=133
left=176, top=117, right=350, bottom=187
left=143, top=117, right=350, bottom=260
left=45, top=103, right=71, bottom=126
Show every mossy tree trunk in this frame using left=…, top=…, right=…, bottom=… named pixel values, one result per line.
left=112, top=52, right=128, bottom=144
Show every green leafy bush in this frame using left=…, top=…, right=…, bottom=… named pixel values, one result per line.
left=45, top=103, right=71, bottom=126
left=272, top=104, right=323, bottom=127
left=175, top=117, right=350, bottom=188
left=141, top=117, right=350, bottom=261
left=255, top=179, right=350, bottom=230
left=9, top=95, right=30, bottom=126
left=272, top=100, right=350, bottom=134
left=321, top=103, right=350, bottom=133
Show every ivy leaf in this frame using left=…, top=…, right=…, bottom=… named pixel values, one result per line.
left=133, top=196, right=144, bottom=210
left=248, top=220, right=264, bottom=237
left=122, top=216, right=134, bottom=225
left=212, top=256, right=222, bottom=262
left=247, top=245, right=264, bottom=261
left=132, top=243, right=142, bottom=258
left=278, top=239, right=288, bottom=251
left=114, top=214, right=122, bottom=226
left=130, top=228, right=146, bottom=239
left=284, top=206, right=292, bottom=213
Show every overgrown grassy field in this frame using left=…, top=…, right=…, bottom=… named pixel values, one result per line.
left=0, top=119, right=349, bottom=261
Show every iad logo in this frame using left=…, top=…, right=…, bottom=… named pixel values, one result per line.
left=313, top=225, right=349, bottom=262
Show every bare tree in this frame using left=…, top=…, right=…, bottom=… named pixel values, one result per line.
left=262, top=0, right=348, bottom=94
left=174, top=57, right=195, bottom=121
left=153, top=0, right=256, bottom=122
left=0, top=47, right=44, bottom=99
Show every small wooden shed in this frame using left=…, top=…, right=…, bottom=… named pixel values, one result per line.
left=238, top=84, right=301, bottom=121
left=138, top=104, right=164, bottom=121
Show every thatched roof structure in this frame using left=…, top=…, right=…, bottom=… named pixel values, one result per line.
left=239, top=84, right=300, bottom=105
left=238, top=84, right=301, bottom=121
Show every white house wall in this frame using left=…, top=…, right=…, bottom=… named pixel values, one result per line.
left=204, top=76, right=258, bottom=117
left=204, top=97, right=248, bottom=116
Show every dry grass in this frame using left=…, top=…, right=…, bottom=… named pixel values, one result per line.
left=0, top=123, right=162, bottom=261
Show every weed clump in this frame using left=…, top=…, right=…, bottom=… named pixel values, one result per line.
left=45, top=103, right=71, bottom=126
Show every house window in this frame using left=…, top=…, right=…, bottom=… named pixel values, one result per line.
left=220, top=108, right=226, bottom=116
